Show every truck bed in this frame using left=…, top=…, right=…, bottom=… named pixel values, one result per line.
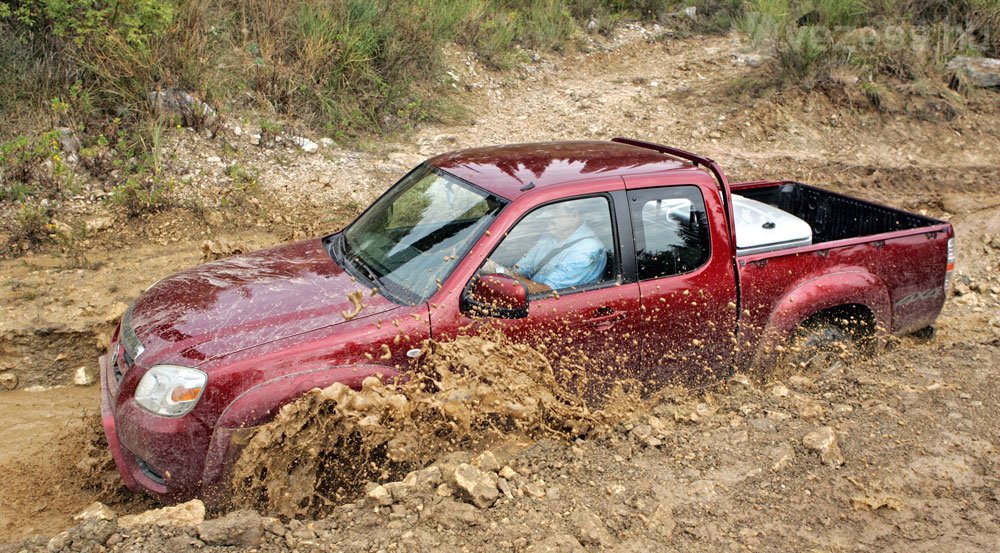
left=729, top=180, right=952, bottom=369
left=732, top=181, right=939, bottom=245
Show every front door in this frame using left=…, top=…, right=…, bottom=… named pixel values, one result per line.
left=450, top=193, right=642, bottom=396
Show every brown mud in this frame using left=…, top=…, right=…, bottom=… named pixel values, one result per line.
left=230, top=333, right=663, bottom=519
left=1, top=26, right=999, bottom=551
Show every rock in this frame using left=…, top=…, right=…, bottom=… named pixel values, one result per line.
left=571, top=507, right=613, bottom=546
left=46, top=531, right=71, bottom=552
left=733, top=52, right=766, bottom=67
left=0, top=371, right=17, bottom=390
left=473, top=451, right=500, bottom=473
left=522, top=481, right=546, bottom=498
left=401, top=465, right=442, bottom=488
left=803, top=426, right=845, bottom=467
left=292, top=136, right=319, bottom=153
left=118, top=499, right=206, bottom=528
left=526, top=534, right=586, bottom=553
left=366, top=484, right=394, bottom=506
left=74, top=501, right=116, bottom=522
left=771, top=384, right=790, bottom=397
left=74, top=366, right=96, bottom=386
left=387, top=152, right=423, bottom=168
left=497, top=477, right=514, bottom=499
left=499, top=465, right=519, bottom=481
left=769, top=443, right=796, bottom=471
left=197, top=509, right=264, bottom=547
left=105, top=301, right=128, bottom=325
left=946, top=56, right=1000, bottom=88
left=788, top=374, right=816, bottom=391
left=795, top=397, right=824, bottom=420
left=206, top=156, right=221, bottom=164
left=630, top=424, right=653, bottom=441
left=148, top=88, right=217, bottom=124
left=450, top=463, right=498, bottom=508
left=55, top=127, right=81, bottom=159
left=84, top=216, right=114, bottom=234
left=319, top=137, right=335, bottom=147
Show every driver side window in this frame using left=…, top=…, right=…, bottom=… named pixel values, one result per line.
left=480, top=196, right=618, bottom=295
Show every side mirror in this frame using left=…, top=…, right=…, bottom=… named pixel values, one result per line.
left=461, top=274, right=528, bottom=319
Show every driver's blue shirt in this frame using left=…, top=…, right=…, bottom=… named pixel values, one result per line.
left=515, top=224, right=607, bottom=290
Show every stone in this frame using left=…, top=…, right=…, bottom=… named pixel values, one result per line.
left=148, top=89, right=217, bottom=123
left=769, top=443, right=796, bottom=471
left=118, top=499, right=205, bottom=528
left=788, top=374, right=816, bottom=391
left=771, top=384, right=790, bottom=397
left=105, top=301, right=129, bottom=325
left=197, top=509, right=264, bottom=547
left=499, top=465, right=519, bottom=481
left=474, top=451, right=500, bottom=473
left=85, top=217, right=114, bottom=233
left=522, top=481, right=546, bottom=498
left=73, top=501, right=115, bottom=522
left=795, top=397, right=824, bottom=420
left=570, top=507, right=613, bottom=546
left=74, top=366, right=96, bottom=386
left=450, top=463, right=498, bottom=508
left=292, top=136, right=319, bottom=153
left=526, top=534, right=586, bottom=553
left=0, top=372, right=17, bottom=390
left=803, top=426, right=845, bottom=467
left=366, top=484, right=394, bottom=506
left=946, top=56, right=1000, bottom=88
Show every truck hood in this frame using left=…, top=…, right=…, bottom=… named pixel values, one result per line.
left=127, top=238, right=401, bottom=367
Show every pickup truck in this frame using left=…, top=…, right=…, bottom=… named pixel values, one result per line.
left=100, top=138, right=955, bottom=500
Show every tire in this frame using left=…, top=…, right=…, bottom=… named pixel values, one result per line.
left=779, top=320, right=858, bottom=376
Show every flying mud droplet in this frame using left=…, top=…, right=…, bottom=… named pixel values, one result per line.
left=229, top=331, right=652, bottom=519
left=341, top=290, right=365, bottom=320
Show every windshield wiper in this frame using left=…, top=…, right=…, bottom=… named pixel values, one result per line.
left=337, top=234, right=384, bottom=289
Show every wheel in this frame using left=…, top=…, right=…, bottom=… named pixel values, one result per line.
left=779, top=320, right=859, bottom=376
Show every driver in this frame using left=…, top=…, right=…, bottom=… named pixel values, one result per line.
left=484, top=201, right=607, bottom=294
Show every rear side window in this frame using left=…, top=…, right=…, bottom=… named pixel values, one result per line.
left=630, top=186, right=710, bottom=280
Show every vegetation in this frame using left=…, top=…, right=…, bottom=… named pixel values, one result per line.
left=1, top=0, right=998, bottom=249
left=726, top=0, right=1000, bottom=109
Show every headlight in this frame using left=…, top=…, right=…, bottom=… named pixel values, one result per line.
left=134, top=365, right=207, bottom=417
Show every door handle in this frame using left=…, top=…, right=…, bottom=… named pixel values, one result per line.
left=585, top=310, right=627, bottom=329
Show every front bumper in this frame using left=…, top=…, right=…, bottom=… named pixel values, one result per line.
left=99, top=349, right=210, bottom=498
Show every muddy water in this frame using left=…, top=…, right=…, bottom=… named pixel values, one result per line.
left=0, top=386, right=99, bottom=465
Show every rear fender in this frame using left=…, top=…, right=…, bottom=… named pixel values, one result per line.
left=200, top=363, right=398, bottom=500
left=753, top=270, right=891, bottom=367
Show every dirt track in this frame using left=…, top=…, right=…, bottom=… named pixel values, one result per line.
left=1, top=28, right=998, bottom=551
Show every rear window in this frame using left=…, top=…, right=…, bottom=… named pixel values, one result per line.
left=630, top=186, right=710, bottom=280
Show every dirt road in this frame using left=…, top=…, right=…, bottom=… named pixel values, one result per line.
left=1, top=27, right=998, bottom=551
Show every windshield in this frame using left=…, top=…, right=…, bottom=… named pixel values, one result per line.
left=341, top=165, right=506, bottom=304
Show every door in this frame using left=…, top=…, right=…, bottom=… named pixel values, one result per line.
left=623, top=183, right=738, bottom=386
left=461, top=194, right=642, bottom=396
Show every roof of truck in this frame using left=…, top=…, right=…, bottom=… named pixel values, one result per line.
left=427, top=140, right=701, bottom=199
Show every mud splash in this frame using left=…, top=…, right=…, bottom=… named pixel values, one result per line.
left=230, top=332, right=655, bottom=518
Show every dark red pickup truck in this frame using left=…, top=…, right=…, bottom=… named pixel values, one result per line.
left=100, top=138, right=955, bottom=499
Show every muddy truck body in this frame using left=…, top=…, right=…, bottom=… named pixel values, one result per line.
left=100, top=138, right=955, bottom=499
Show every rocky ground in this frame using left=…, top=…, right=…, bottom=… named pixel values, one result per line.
left=1, top=25, right=999, bottom=552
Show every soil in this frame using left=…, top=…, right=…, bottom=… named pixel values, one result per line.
left=1, top=26, right=998, bottom=552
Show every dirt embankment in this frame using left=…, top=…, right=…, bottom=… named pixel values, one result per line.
left=1, top=26, right=999, bottom=552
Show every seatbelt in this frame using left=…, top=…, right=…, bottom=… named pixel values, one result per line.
left=530, top=237, right=592, bottom=277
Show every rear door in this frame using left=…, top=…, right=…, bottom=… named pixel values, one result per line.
left=622, top=178, right=738, bottom=386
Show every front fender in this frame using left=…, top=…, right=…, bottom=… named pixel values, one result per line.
left=753, top=269, right=891, bottom=367
left=200, top=363, right=398, bottom=500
